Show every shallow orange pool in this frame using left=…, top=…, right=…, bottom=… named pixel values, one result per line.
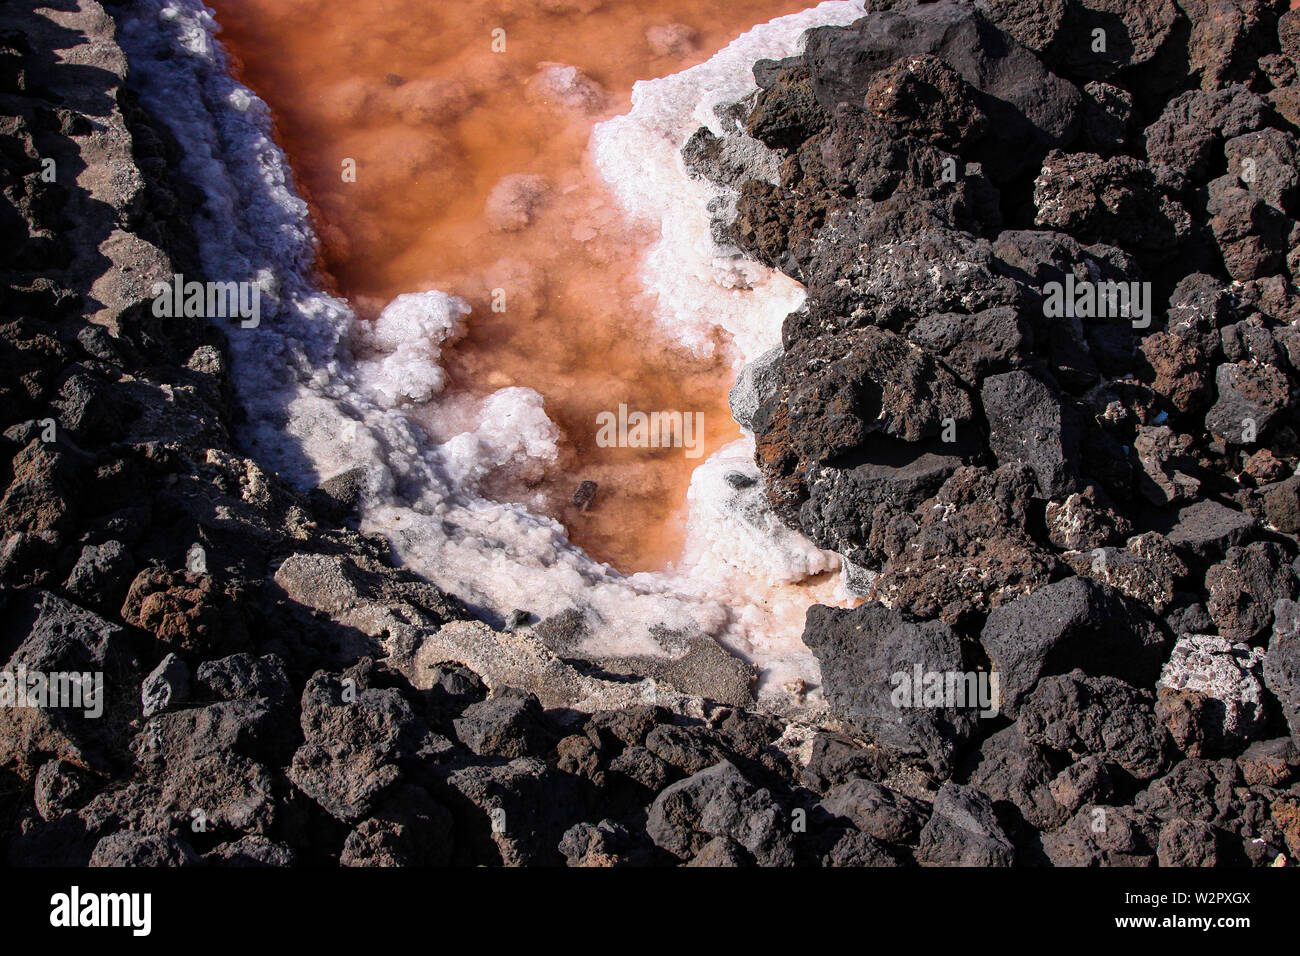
left=206, top=0, right=816, bottom=571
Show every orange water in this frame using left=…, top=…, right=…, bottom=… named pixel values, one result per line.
left=207, top=0, right=814, bottom=570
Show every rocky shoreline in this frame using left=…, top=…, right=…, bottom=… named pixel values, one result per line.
left=2, top=0, right=1300, bottom=867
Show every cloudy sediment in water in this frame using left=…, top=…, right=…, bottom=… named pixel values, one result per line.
left=115, top=0, right=866, bottom=703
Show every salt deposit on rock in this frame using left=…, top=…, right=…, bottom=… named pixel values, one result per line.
left=353, top=292, right=469, bottom=407
left=593, top=0, right=866, bottom=359
left=1159, top=634, right=1268, bottom=746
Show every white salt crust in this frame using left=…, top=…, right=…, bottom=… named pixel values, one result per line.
left=116, top=0, right=864, bottom=703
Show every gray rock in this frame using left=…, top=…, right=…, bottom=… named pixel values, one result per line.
left=819, top=778, right=930, bottom=844
left=728, top=346, right=784, bottom=431
left=339, top=784, right=454, bottom=867
left=0, top=589, right=141, bottom=775
left=195, top=653, right=292, bottom=706
left=63, top=540, right=134, bottom=610
left=1049, top=757, right=1115, bottom=816
left=1018, top=670, right=1168, bottom=780
left=1040, top=804, right=1158, bottom=867
left=646, top=760, right=795, bottom=866
left=821, top=827, right=905, bottom=867
left=204, top=835, right=297, bottom=867
left=34, top=759, right=94, bottom=821
left=1262, top=474, right=1300, bottom=533
left=644, top=723, right=729, bottom=776
left=915, top=783, right=1015, bottom=867
left=140, top=653, right=190, bottom=718
left=453, top=688, right=551, bottom=758
left=1265, top=600, right=1300, bottom=744
left=969, top=724, right=1068, bottom=831
left=1205, top=542, right=1297, bottom=643
left=1204, top=362, right=1291, bottom=442
left=685, top=835, right=752, bottom=867
left=289, top=669, right=451, bottom=823
left=980, top=577, right=1169, bottom=716
left=1157, top=820, right=1230, bottom=867
left=1145, top=85, right=1270, bottom=182
left=1164, top=499, right=1255, bottom=559
left=981, top=370, right=1081, bottom=499
left=802, top=0, right=1082, bottom=180
left=89, top=830, right=201, bottom=867
left=442, top=756, right=583, bottom=866
left=803, top=602, right=980, bottom=773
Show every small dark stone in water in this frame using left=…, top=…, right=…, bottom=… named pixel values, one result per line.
left=572, top=480, right=598, bottom=511
left=725, top=471, right=757, bottom=489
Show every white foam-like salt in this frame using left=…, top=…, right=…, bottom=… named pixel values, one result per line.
left=593, top=1, right=866, bottom=361
left=353, top=291, right=469, bottom=407
left=116, top=0, right=865, bottom=707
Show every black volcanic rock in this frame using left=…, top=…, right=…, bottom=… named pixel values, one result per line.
left=1018, top=670, right=1169, bottom=780
left=915, top=783, right=1015, bottom=866
left=982, top=370, right=1082, bottom=500
left=646, top=760, right=795, bottom=866
left=980, top=577, right=1170, bottom=716
left=819, top=778, right=931, bottom=844
left=803, top=601, right=980, bottom=773
left=1265, top=599, right=1300, bottom=744
left=800, top=0, right=1082, bottom=180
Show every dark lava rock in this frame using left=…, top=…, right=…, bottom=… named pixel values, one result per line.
left=644, top=723, right=730, bottom=776
left=89, top=831, right=200, bottom=868
left=686, top=835, right=752, bottom=867
left=803, top=602, right=980, bottom=773
left=646, top=760, right=795, bottom=866
left=819, top=778, right=931, bottom=845
left=1041, top=803, right=1158, bottom=866
left=1157, top=820, right=1232, bottom=867
left=339, top=784, right=454, bottom=867
left=915, top=783, right=1015, bottom=867
left=0, top=589, right=141, bottom=776
left=969, top=724, right=1069, bottom=831
left=140, top=652, right=190, bottom=718
left=821, top=827, right=905, bottom=867
left=1049, top=757, right=1116, bottom=816
left=558, top=819, right=648, bottom=868
left=33, top=759, right=94, bottom=822
left=1017, top=670, right=1169, bottom=780
left=1144, top=85, right=1269, bottom=182
left=801, top=0, right=1081, bottom=180
left=453, top=687, right=551, bottom=759
left=1034, top=150, right=1191, bottom=257
left=1263, top=474, right=1300, bottom=532
left=195, top=653, right=292, bottom=707
left=289, top=669, right=451, bottom=823
left=205, top=836, right=298, bottom=867
left=1237, top=737, right=1299, bottom=787
left=1265, top=599, right=1300, bottom=743
left=980, top=577, right=1169, bottom=716
left=862, top=464, right=1059, bottom=626
left=442, top=756, right=583, bottom=867
left=63, top=540, right=134, bottom=611
left=801, top=731, right=895, bottom=792
left=1163, top=499, right=1256, bottom=559
left=1133, top=758, right=1242, bottom=829
left=1205, top=542, right=1297, bottom=643
left=981, top=370, right=1081, bottom=499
